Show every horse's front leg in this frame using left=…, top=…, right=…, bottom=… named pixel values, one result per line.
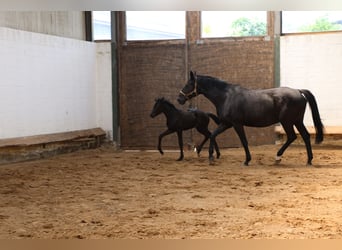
left=158, top=129, right=174, bottom=155
left=176, top=130, right=184, bottom=161
left=209, top=123, right=230, bottom=165
left=234, top=125, right=251, bottom=166
left=213, top=138, right=220, bottom=159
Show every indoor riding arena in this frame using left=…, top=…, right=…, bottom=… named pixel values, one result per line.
left=1, top=11, right=342, bottom=239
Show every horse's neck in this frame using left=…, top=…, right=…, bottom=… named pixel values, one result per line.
left=198, top=78, right=229, bottom=107
left=162, top=104, right=178, bottom=120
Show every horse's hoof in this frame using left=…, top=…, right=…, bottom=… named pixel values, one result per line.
left=216, top=153, right=221, bottom=159
left=209, top=157, right=215, bottom=165
left=243, top=162, right=249, bottom=167
left=275, top=156, right=281, bottom=165
left=306, top=162, right=312, bottom=166
left=177, top=156, right=184, bottom=161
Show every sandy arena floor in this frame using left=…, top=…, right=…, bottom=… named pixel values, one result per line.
left=1, top=141, right=342, bottom=239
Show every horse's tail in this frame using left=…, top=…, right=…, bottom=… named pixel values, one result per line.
left=207, top=113, right=220, bottom=125
left=300, top=89, right=324, bottom=144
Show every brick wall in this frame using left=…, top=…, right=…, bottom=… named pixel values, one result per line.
left=118, top=39, right=275, bottom=149
left=190, top=40, right=275, bottom=148
left=119, top=44, right=187, bottom=148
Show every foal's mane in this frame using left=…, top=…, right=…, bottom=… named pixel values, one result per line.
left=156, top=97, right=177, bottom=110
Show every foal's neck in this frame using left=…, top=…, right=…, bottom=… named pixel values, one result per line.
left=161, top=103, right=179, bottom=120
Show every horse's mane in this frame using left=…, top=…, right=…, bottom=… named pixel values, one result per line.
left=198, top=74, right=236, bottom=91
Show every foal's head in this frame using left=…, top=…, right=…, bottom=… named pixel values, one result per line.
left=177, top=70, right=198, bottom=105
left=150, top=97, right=170, bottom=118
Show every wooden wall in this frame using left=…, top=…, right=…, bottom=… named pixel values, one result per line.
left=117, top=12, right=276, bottom=149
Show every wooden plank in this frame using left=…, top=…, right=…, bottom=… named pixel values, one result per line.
left=0, top=128, right=106, bottom=148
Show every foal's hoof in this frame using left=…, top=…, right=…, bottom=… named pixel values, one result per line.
left=195, top=147, right=203, bottom=157
left=194, top=148, right=201, bottom=157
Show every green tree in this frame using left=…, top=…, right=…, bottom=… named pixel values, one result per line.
left=230, top=17, right=267, bottom=36
left=202, top=24, right=212, bottom=36
left=299, top=16, right=342, bottom=32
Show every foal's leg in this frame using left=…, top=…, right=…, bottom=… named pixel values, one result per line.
left=194, top=126, right=210, bottom=156
left=195, top=130, right=221, bottom=158
left=276, top=123, right=297, bottom=164
left=234, top=125, right=251, bottom=166
left=295, top=122, right=313, bottom=165
left=158, top=129, right=174, bottom=155
left=195, top=134, right=209, bottom=157
left=176, top=130, right=184, bottom=161
left=209, top=123, right=230, bottom=164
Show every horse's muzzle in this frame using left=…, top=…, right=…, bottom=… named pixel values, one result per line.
left=177, top=95, right=186, bottom=105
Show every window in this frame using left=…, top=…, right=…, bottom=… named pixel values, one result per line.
left=201, top=11, right=267, bottom=38
left=93, top=11, right=111, bottom=40
left=282, top=11, right=342, bottom=34
left=126, top=11, right=186, bottom=41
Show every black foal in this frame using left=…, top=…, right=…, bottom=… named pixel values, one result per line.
left=150, top=97, right=220, bottom=161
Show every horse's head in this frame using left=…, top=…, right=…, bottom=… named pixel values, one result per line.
left=177, top=71, right=198, bottom=105
left=150, top=97, right=165, bottom=118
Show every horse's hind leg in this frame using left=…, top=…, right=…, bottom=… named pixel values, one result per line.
left=276, top=123, right=297, bottom=164
left=176, top=130, right=184, bottom=161
left=295, top=122, right=313, bottom=165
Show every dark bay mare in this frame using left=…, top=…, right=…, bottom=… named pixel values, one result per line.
left=150, top=97, right=221, bottom=161
left=177, top=71, right=324, bottom=166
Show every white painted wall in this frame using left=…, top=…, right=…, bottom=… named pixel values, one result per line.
left=0, top=27, right=103, bottom=139
left=280, top=33, right=342, bottom=126
left=95, top=42, right=113, bottom=140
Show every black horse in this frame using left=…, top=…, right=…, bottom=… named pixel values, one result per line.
left=150, top=97, right=220, bottom=161
left=178, top=71, right=324, bottom=166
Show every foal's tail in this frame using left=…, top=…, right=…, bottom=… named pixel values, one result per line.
left=207, top=113, right=221, bottom=125
left=300, top=89, right=324, bottom=144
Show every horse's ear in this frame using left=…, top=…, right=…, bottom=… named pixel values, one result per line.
left=190, top=70, right=195, bottom=80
